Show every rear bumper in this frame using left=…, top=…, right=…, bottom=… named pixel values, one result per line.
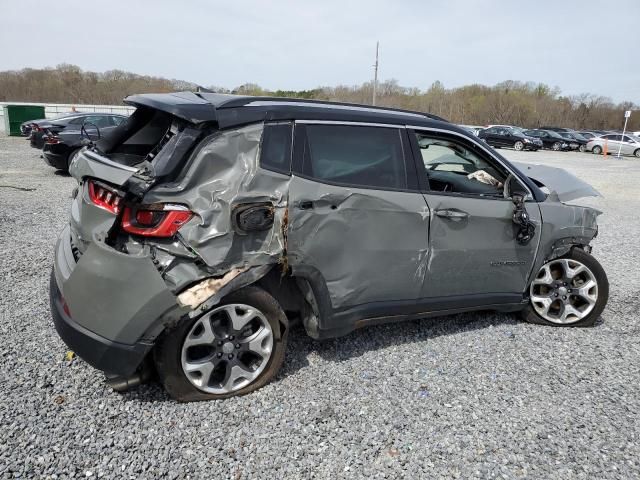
left=43, top=148, right=69, bottom=169
left=50, top=270, right=152, bottom=376
left=30, top=133, right=45, bottom=149
left=51, top=225, right=182, bottom=376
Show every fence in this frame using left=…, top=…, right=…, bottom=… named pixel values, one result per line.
left=0, top=102, right=135, bottom=135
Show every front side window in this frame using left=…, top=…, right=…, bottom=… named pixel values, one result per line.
left=414, top=132, right=508, bottom=197
left=301, top=124, right=407, bottom=190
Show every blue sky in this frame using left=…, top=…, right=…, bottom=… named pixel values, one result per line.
left=1, top=0, right=638, bottom=103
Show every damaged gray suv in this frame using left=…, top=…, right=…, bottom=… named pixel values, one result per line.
left=50, top=93, right=608, bottom=401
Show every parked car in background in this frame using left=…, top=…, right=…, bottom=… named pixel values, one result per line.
left=586, top=134, right=640, bottom=157
left=578, top=131, right=600, bottom=141
left=478, top=126, right=542, bottom=151
left=20, top=117, right=48, bottom=136
left=540, top=126, right=574, bottom=133
left=523, top=129, right=570, bottom=151
left=28, top=113, right=127, bottom=149
left=50, top=92, right=608, bottom=401
left=459, top=125, right=484, bottom=136
left=42, top=116, right=126, bottom=171
left=557, top=131, right=589, bottom=152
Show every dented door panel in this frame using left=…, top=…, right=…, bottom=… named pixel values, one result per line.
left=287, top=176, right=430, bottom=309
left=421, top=194, right=542, bottom=297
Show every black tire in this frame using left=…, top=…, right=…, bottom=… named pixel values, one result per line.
left=66, top=148, right=82, bottom=171
left=579, top=144, right=587, bottom=153
left=592, top=145, right=603, bottom=155
left=552, top=142, right=561, bottom=151
left=634, top=148, right=640, bottom=158
left=521, top=248, right=608, bottom=328
left=154, top=285, right=288, bottom=402
left=514, top=141, right=524, bottom=151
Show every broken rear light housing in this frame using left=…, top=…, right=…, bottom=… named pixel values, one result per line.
left=88, top=179, right=123, bottom=214
left=121, top=204, right=193, bottom=237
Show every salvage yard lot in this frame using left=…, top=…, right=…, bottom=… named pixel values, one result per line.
left=0, top=135, right=639, bottom=478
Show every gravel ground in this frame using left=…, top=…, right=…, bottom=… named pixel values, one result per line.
left=0, top=136, right=639, bottom=479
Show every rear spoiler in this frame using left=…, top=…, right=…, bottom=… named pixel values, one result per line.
left=123, top=91, right=217, bottom=124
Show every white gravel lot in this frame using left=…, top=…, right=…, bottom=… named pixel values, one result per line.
left=0, top=135, right=639, bottom=479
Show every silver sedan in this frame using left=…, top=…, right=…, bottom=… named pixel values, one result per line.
left=587, top=133, right=640, bottom=157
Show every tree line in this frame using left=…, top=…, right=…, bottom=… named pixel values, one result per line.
left=1, top=65, right=636, bottom=131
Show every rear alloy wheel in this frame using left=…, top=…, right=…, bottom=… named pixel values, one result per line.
left=155, top=286, right=287, bottom=401
left=634, top=148, right=640, bottom=158
left=552, top=142, right=562, bottom=151
left=514, top=141, right=524, bottom=151
left=579, top=144, right=587, bottom=153
left=522, top=249, right=608, bottom=327
left=592, top=145, right=603, bottom=155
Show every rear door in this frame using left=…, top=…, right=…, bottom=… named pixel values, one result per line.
left=408, top=128, right=541, bottom=300
left=287, top=121, right=430, bottom=311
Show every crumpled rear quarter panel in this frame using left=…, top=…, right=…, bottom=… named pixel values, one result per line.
left=143, top=123, right=290, bottom=275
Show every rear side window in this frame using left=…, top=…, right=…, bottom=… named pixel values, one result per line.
left=260, top=123, right=292, bottom=174
left=301, top=124, right=407, bottom=190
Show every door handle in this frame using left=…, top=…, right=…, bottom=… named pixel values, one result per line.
left=297, top=200, right=314, bottom=210
left=435, top=209, right=469, bottom=220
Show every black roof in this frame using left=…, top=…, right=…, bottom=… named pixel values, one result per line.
left=123, top=91, right=452, bottom=131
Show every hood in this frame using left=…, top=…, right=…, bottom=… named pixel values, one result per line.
left=512, top=162, right=601, bottom=202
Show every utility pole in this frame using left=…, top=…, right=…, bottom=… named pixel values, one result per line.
left=372, top=41, right=379, bottom=106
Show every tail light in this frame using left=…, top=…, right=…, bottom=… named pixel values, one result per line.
left=45, top=135, right=60, bottom=144
left=87, top=179, right=122, bottom=214
left=33, top=125, right=43, bottom=132
left=121, top=205, right=193, bottom=237
left=87, top=179, right=192, bottom=237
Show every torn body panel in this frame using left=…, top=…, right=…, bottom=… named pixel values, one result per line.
left=142, top=124, right=290, bottom=276
left=54, top=226, right=185, bottom=346
left=512, top=162, right=601, bottom=202
left=527, top=198, right=601, bottom=288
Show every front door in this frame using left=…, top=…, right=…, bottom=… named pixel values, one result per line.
left=287, top=122, right=430, bottom=311
left=409, top=128, right=541, bottom=299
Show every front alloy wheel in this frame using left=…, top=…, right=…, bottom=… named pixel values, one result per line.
left=552, top=142, right=561, bottom=151
left=523, top=249, right=608, bottom=327
left=514, top=141, right=524, bottom=151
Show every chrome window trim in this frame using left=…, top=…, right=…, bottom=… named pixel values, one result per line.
left=295, top=120, right=404, bottom=129
left=405, top=124, right=534, bottom=199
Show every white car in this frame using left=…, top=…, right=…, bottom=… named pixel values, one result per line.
left=586, top=133, right=640, bottom=157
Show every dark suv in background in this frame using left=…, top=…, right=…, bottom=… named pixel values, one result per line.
left=478, top=126, right=542, bottom=151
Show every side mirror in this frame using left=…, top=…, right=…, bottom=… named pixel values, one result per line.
left=503, top=174, right=529, bottom=200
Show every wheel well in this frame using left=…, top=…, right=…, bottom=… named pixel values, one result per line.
left=255, top=268, right=311, bottom=328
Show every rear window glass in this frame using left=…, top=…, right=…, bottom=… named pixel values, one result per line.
left=260, top=123, right=292, bottom=174
left=302, top=124, right=407, bottom=190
